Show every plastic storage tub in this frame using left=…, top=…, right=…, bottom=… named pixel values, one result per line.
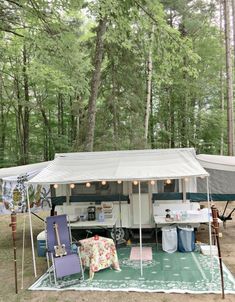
left=178, top=226, right=195, bottom=252
left=37, top=230, right=46, bottom=257
left=200, top=245, right=218, bottom=256
left=162, top=226, right=177, bottom=253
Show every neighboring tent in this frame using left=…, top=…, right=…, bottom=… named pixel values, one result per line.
left=196, top=154, right=235, bottom=195
left=0, top=161, right=50, bottom=179
left=0, top=161, right=51, bottom=214
left=26, top=148, right=210, bottom=278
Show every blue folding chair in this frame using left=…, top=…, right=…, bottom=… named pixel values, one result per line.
left=45, top=214, right=84, bottom=287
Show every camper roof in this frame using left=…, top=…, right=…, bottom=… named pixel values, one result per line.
left=28, top=148, right=208, bottom=185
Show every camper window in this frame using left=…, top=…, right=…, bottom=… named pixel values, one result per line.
left=71, top=181, right=123, bottom=196
left=132, top=181, right=148, bottom=194
left=157, top=179, right=179, bottom=193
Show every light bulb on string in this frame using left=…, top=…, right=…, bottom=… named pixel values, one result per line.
left=53, top=184, right=58, bottom=189
left=117, top=180, right=122, bottom=184
left=70, top=183, right=75, bottom=189
left=101, top=181, right=106, bottom=185
left=133, top=180, right=138, bottom=186
left=166, top=179, right=171, bottom=185
left=150, top=180, right=155, bottom=186
left=86, top=182, right=91, bottom=188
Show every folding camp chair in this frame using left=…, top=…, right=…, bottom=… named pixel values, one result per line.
left=45, top=214, right=84, bottom=287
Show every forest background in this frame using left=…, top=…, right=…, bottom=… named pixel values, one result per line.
left=0, top=0, right=234, bottom=168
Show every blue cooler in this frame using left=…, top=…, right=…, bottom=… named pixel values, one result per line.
left=37, top=230, right=46, bottom=257
left=178, top=226, right=195, bottom=252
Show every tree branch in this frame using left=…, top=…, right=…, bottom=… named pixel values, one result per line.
left=0, top=27, right=24, bottom=37
left=5, top=0, right=23, bottom=8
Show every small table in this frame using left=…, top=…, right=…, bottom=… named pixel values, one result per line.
left=154, top=210, right=212, bottom=250
left=79, top=236, right=121, bottom=279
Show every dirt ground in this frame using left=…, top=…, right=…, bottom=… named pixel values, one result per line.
left=0, top=201, right=234, bottom=302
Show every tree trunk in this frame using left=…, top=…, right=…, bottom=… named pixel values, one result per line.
left=69, top=96, right=76, bottom=147
left=57, top=93, right=64, bottom=137
left=40, top=106, right=54, bottom=160
left=224, top=0, right=234, bottom=155
left=22, top=44, right=30, bottom=164
left=144, top=24, right=155, bottom=148
left=84, top=17, right=107, bottom=152
left=14, top=76, right=24, bottom=164
left=220, top=0, right=225, bottom=155
left=231, top=0, right=235, bottom=67
left=0, top=76, right=5, bottom=166
left=149, top=91, right=155, bottom=148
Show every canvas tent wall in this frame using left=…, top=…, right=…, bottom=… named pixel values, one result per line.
left=27, top=148, right=210, bottom=278
left=196, top=154, right=235, bottom=196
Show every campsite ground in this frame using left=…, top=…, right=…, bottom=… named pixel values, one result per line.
left=0, top=201, right=234, bottom=302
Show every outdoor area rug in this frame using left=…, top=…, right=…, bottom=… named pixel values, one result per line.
left=130, top=246, right=152, bottom=261
left=29, top=245, right=235, bottom=294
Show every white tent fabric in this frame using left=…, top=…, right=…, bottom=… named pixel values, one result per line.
left=28, top=148, right=208, bottom=184
left=196, top=154, right=235, bottom=171
left=0, top=161, right=50, bottom=179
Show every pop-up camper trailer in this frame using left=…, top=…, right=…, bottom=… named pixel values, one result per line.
left=26, top=148, right=209, bottom=240
left=26, top=148, right=211, bottom=277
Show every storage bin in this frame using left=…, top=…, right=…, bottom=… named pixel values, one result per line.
left=37, top=230, right=46, bottom=257
left=162, top=226, right=177, bottom=253
left=178, top=226, right=195, bottom=252
left=200, top=244, right=218, bottom=256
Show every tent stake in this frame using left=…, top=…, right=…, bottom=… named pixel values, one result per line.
left=211, top=205, right=225, bottom=299
left=9, top=211, right=18, bottom=294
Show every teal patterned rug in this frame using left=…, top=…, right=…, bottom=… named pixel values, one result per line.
left=29, top=245, right=235, bottom=294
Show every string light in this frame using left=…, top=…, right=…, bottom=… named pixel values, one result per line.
left=101, top=181, right=106, bottom=185
left=53, top=184, right=58, bottom=189
left=70, top=184, right=75, bottom=189
left=150, top=180, right=155, bottom=185
left=184, top=177, right=188, bottom=182
left=117, top=180, right=122, bottom=184
left=166, top=179, right=171, bottom=185
left=86, top=182, right=91, bottom=188
left=133, top=180, right=138, bottom=185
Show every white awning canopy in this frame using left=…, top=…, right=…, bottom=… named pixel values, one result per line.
left=28, top=148, right=208, bottom=185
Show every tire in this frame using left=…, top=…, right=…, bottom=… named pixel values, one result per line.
left=110, top=227, right=129, bottom=241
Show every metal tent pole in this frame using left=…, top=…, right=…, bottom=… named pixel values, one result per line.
left=26, top=185, right=37, bottom=277
left=206, top=176, right=214, bottom=284
left=138, top=181, right=143, bottom=276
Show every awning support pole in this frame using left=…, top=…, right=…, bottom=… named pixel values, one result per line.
left=26, top=185, right=37, bottom=277
left=206, top=177, right=213, bottom=280
left=138, top=181, right=143, bottom=276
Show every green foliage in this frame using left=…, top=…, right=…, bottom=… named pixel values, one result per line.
left=0, top=0, right=229, bottom=167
